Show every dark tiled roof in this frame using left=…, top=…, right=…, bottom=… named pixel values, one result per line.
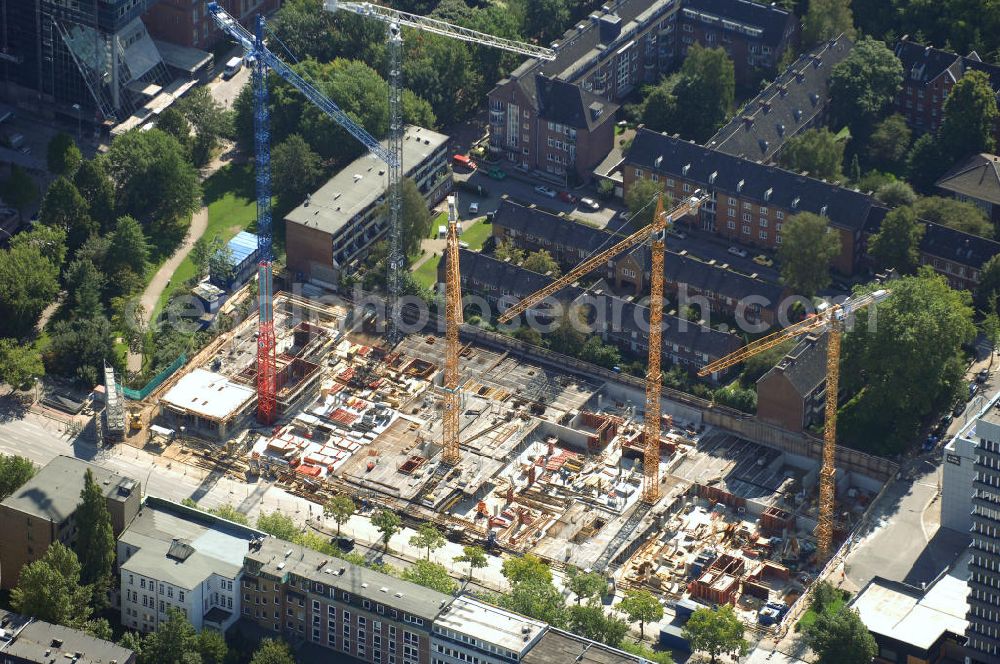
left=536, top=75, right=619, bottom=131
left=895, top=37, right=1000, bottom=91
left=626, top=128, right=875, bottom=232
left=709, top=35, right=853, bottom=161
left=682, top=0, right=793, bottom=46
left=666, top=251, right=786, bottom=304
left=493, top=198, right=616, bottom=254
left=457, top=249, right=741, bottom=360
left=935, top=153, right=1000, bottom=206
left=759, top=332, right=827, bottom=397
left=920, top=222, right=1000, bottom=271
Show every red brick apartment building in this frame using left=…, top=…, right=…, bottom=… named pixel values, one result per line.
left=487, top=0, right=796, bottom=182
left=143, top=0, right=280, bottom=50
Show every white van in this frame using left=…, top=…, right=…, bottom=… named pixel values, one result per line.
left=223, top=56, right=243, bottom=79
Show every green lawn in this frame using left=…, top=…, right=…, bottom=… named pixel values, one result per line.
left=152, top=164, right=256, bottom=320
left=429, top=211, right=447, bottom=238
left=797, top=594, right=847, bottom=631
left=413, top=254, right=442, bottom=290
left=460, top=219, right=492, bottom=250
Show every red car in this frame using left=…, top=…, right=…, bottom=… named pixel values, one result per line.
left=558, top=191, right=577, bottom=204
left=453, top=154, right=477, bottom=171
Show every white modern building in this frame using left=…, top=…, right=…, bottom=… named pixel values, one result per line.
left=942, top=393, right=998, bottom=533
left=118, top=496, right=263, bottom=634
left=431, top=596, right=547, bottom=664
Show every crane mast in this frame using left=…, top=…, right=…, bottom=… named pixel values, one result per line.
left=442, top=196, right=463, bottom=466
left=497, top=192, right=708, bottom=504
left=699, top=289, right=889, bottom=561
left=324, top=0, right=554, bottom=342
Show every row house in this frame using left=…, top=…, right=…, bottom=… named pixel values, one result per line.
left=708, top=35, right=853, bottom=162
left=451, top=249, right=742, bottom=378
left=242, top=537, right=447, bottom=664
left=487, top=0, right=796, bottom=182
left=893, top=37, right=1000, bottom=141
left=491, top=197, right=786, bottom=325
left=935, top=153, right=1000, bottom=225
left=756, top=333, right=828, bottom=433
left=623, top=127, right=878, bottom=275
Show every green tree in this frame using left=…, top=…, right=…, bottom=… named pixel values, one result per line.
left=372, top=508, right=401, bottom=553
left=810, top=581, right=844, bottom=616
left=523, top=0, right=570, bottom=43
left=805, top=606, right=877, bottom=664
left=250, top=639, right=296, bottom=664
left=207, top=503, right=250, bottom=525
left=1, top=165, right=39, bottom=220
left=401, top=559, right=458, bottom=594
left=501, top=554, right=552, bottom=586
left=403, top=32, right=479, bottom=126
left=271, top=134, right=323, bottom=203
left=941, top=69, right=999, bottom=162
left=0, top=238, right=61, bottom=338
left=46, top=314, right=116, bottom=386
left=107, top=215, right=149, bottom=287
left=618, top=588, right=663, bottom=639
left=0, top=340, right=44, bottom=392
left=256, top=511, right=300, bottom=540
left=512, top=325, right=543, bottom=346
left=913, top=196, right=993, bottom=238
left=867, top=114, right=912, bottom=172
left=639, top=74, right=681, bottom=133
left=0, top=454, right=35, bottom=501
left=155, top=107, right=192, bottom=157
left=499, top=576, right=568, bottom=628
left=713, top=381, right=757, bottom=412
left=671, top=44, right=735, bottom=141
left=47, top=132, right=82, bottom=177
left=141, top=607, right=200, bottom=664
left=269, top=0, right=341, bottom=63
left=74, top=159, right=116, bottom=233
left=619, top=641, right=674, bottom=663
left=176, top=86, right=232, bottom=167
left=39, top=176, right=97, bottom=253
left=75, top=469, right=115, bottom=608
left=103, top=128, right=201, bottom=229
left=324, top=495, right=356, bottom=537
left=579, top=336, right=622, bottom=370
left=409, top=522, right=446, bottom=560
left=567, top=567, right=606, bottom=605
left=869, top=205, right=925, bottom=273
left=10, top=542, right=92, bottom=628
left=778, top=128, right=845, bottom=180
left=874, top=180, right=917, bottom=207
left=976, top=254, right=1000, bottom=311
left=190, top=237, right=213, bottom=280
left=65, top=258, right=106, bottom=318
left=522, top=249, right=561, bottom=277
left=196, top=629, right=228, bottom=664
left=802, top=0, right=856, bottom=46
left=625, top=178, right=663, bottom=229
left=208, top=235, right=235, bottom=285
left=777, top=212, right=840, bottom=296
left=547, top=307, right=588, bottom=357
left=829, top=38, right=903, bottom=132
left=840, top=271, right=976, bottom=454
left=907, top=133, right=947, bottom=192
left=682, top=605, right=750, bottom=664
left=494, top=240, right=526, bottom=264
left=400, top=178, right=432, bottom=260
left=454, top=545, right=488, bottom=583
left=568, top=604, right=628, bottom=647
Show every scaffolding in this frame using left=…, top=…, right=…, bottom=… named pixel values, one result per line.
left=104, top=362, right=125, bottom=442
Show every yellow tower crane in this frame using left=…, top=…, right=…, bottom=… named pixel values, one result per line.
left=697, top=288, right=890, bottom=561
left=442, top=195, right=463, bottom=466
left=498, top=191, right=708, bottom=503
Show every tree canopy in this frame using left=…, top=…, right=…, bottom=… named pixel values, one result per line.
left=256, top=511, right=300, bottom=541
left=682, top=605, right=749, bottom=664
left=2, top=165, right=39, bottom=218
left=271, top=134, right=323, bottom=203
left=913, top=196, right=993, bottom=238
left=401, top=559, right=458, bottom=594
left=805, top=606, right=878, bottom=664
left=47, top=133, right=82, bottom=178
left=11, top=542, right=93, bottom=628
left=866, top=114, right=912, bottom=172
left=802, top=0, right=856, bottom=46
left=0, top=231, right=62, bottom=338
left=324, top=495, right=355, bottom=536
left=39, top=176, right=96, bottom=253
left=372, top=508, right=401, bottom=553
left=670, top=45, right=736, bottom=142
left=778, top=128, right=845, bottom=181
left=829, top=38, right=903, bottom=133
left=409, top=522, right=446, bottom=560
left=0, top=340, right=44, bottom=392
left=869, top=205, right=925, bottom=273
left=454, top=545, right=488, bottom=582
left=617, top=589, right=664, bottom=639
left=941, top=69, right=999, bottom=162
left=625, top=178, right=664, bottom=229
left=777, top=212, right=841, bottom=296
left=567, top=568, right=607, bottom=605
left=0, top=454, right=34, bottom=501
left=75, top=469, right=116, bottom=608
left=250, top=639, right=296, bottom=664
left=840, top=270, right=976, bottom=454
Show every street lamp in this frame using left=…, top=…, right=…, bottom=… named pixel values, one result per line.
left=72, top=103, right=81, bottom=140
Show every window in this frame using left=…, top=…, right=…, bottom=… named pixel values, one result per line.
left=359, top=617, right=367, bottom=628
left=141, top=579, right=146, bottom=590
left=623, top=268, right=637, bottom=278
left=776, top=235, right=782, bottom=244
left=651, top=173, right=659, bottom=183
left=743, top=202, right=752, bottom=210
left=727, top=220, right=736, bottom=230
left=759, top=230, right=768, bottom=240
left=167, top=587, right=173, bottom=598
left=759, top=206, right=768, bottom=215
left=728, top=207, right=735, bottom=217
left=635, top=168, right=643, bottom=178
left=667, top=179, right=675, bottom=187
left=344, top=611, right=351, bottom=622
left=742, top=225, right=751, bottom=235
left=682, top=183, right=691, bottom=192
left=129, top=574, right=134, bottom=586
left=776, top=210, right=784, bottom=220
left=759, top=218, right=768, bottom=228
left=743, top=212, right=752, bottom=221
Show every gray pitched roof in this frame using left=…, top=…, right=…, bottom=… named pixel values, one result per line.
left=895, top=37, right=1000, bottom=92
left=919, top=221, right=1000, bottom=270
left=708, top=35, right=853, bottom=161
left=493, top=198, right=616, bottom=255
left=0, top=609, right=135, bottom=664
left=759, top=332, right=827, bottom=397
left=536, top=75, right=619, bottom=131
left=935, top=153, right=1000, bottom=206
left=626, top=128, right=875, bottom=232
left=457, top=249, right=742, bottom=360
left=666, top=251, right=786, bottom=304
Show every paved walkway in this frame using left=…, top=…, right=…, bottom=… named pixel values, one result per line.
left=126, top=151, right=233, bottom=372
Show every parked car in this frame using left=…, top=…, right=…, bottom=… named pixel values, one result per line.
left=558, top=191, right=577, bottom=204
left=534, top=185, right=556, bottom=198
left=332, top=536, right=355, bottom=552
left=969, top=381, right=980, bottom=398
left=222, top=56, right=243, bottom=79
left=923, top=434, right=939, bottom=451
left=468, top=202, right=479, bottom=215
left=753, top=254, right=774, bottom=267
left=453, top=153, right=477, bottom=171
left=727, top=246, right=748, bottom=258
left=937, top=413, right=953, bottom=433
left=488, top=167, right=507, bottom=180
left=579, top=197, right=600, bottom=211
left=952, top=401, right=967, bottom=418
left=977, top=368, right=989, bottom=383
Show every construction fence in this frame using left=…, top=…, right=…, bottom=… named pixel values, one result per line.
left=120, top=354, right=187, bottom=401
